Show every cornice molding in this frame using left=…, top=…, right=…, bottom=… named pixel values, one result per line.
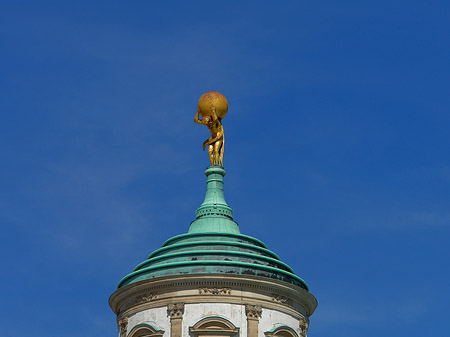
left=109, top=274, right=317, bottom=318
left=199, top=287, right=231, bottom=295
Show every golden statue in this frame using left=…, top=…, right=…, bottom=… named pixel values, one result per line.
left=194, top=91, right=228, bottom=166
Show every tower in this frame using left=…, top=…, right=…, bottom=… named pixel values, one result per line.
left=109, top=92, right=317, bottom=337
left=109, top=166, right=317, bottom=337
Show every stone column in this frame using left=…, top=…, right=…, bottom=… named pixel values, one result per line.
left=299, top=317, right=309, bottom=337
left=168, top=303, right=185, bottom=337
left=118, top=316, right=128, bottom=337
left=245, top=304, right=262, bottom=337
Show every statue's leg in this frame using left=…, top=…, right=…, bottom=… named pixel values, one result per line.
left=214, top=140, right=222, bottom=166
left=208, top=144, right=214, bottom=166
left=219, top=137, right=224, bottom=166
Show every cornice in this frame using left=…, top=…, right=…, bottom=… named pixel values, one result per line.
left=110, top=274, right=317, bottom=318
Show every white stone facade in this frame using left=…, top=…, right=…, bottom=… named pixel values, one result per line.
left=110, top=275, right=316, bottom=337
left=125, top=303, right=303, bottom=337
left=259, top=308, right=301, bottom=336
left=127, top=306, right=170, bottom=336
left=183, top=303, right=248, bottom=337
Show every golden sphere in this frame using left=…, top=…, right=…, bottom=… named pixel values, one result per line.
left=198, top=91, right=228, bottom=119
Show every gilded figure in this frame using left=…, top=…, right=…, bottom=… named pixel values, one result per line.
left=194, top=91, right=228, bottom=166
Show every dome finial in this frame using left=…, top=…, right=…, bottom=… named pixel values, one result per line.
left=189, top=165, right=239, bottom=234
left=194, top=91, right=228, bottom=166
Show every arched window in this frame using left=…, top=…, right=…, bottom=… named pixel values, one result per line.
left=189, top=316, right=239, bottom=337
left=128, top=323, right=165, bottom=337
left=264, top=325, right=299, bottom=337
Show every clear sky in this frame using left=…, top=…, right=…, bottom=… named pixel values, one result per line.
left=1, top=1, right=449, bottom=337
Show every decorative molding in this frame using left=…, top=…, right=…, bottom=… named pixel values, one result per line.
left=167, top=303, right=185, bottom=319
left=264, top=325, right=299, bottom=337
left=299, top=317, right=309, bottom=337
left=245, top=304, right=262, bottom=320
left=135, top=293, right=158, bottom=304
left=272, top=293, right=293, bottom=306
left=109, top=274, right=317, bottom=318
left=118, top=316, right=128, bottom=337
left=121, top=293, right=304, bottom=321
left=128, top=323, right=165, bottom=337
left=199, top=287, right=231, bottom=295
left=190, top=316, right=239, bottom=337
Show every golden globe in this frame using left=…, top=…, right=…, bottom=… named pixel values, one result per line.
left=197, top=91, right=228, bottom=119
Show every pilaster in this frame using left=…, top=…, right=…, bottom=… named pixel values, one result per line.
left=245, top=304, right=262, bottom=337
left=167, top=303, right=185, bottom=337
left=299, top=317, right=309, bottom=337
left=118, top=316, right=128, bottom=337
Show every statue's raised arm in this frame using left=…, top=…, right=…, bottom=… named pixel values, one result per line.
left=195, top=91, right=228, bottom=167
left=194, top=107, right=209, bottom=126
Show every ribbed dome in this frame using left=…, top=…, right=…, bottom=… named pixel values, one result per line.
left=117, top=166, right=309, bottom=291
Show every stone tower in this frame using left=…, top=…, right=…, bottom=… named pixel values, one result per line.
left=109, top=166, right=317, bottom=337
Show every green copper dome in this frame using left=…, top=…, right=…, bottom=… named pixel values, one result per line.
left=118, top=166, right=309, bottom=291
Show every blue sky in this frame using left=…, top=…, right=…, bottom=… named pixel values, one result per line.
left=1, top=1, right=449, bottom=336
